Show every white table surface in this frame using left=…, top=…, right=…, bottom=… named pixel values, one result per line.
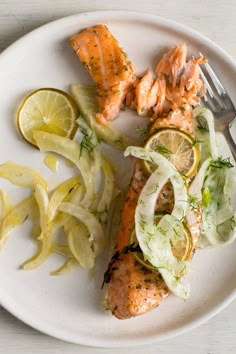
left=0, top=0, right=236, bottom=353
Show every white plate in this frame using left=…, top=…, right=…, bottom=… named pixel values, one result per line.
left=0, top=10, right=236, bottom=348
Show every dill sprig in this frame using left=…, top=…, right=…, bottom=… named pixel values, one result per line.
left=209, top=156, right=234, bottom=169
left=139, top=214, right=147, bottom=231
left=192, top=139, right=204, bottom=147
left=79, top=126, right=99, bottom=157
left=136, top=122, right=152, bottom=142
left=188, top=193, right=200, bottom=211
left=155, top=145, right=172, bottom=155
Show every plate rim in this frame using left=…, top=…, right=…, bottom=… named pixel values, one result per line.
left=0, top=9, right=236, bottom=348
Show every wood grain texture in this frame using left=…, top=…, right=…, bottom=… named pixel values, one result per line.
left=0, top=0, right=236, bottom=353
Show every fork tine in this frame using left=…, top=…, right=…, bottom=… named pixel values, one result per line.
left=198, top=65, right=215, bottom=98
left=200, top=94, right=212, bottom=111
left=199, top=52, right=226, bottom=95
left=198, top=65, right=225, bottom=111
left=199, top=53, right=235, bottom=110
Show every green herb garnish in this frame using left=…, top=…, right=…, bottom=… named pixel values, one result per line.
left=188, top=193, right=200, bottom=210
left=155, top=145, right=172, bottom=155
left=209, top=156, right=234, bottom=169
left=79, top=126, right=99, bottom=157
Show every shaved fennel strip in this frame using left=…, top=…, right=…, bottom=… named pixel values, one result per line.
left=70, top=84, right=132, bottom=150
left=0, top=190, right=11, bottom=220
left=34, top=184, right=49, bottom=233
left=59, top=202, right=105, bottom=256
left=0, top=161, right=48, bottom=190
left=0, top=196, right=37, bottom=250
left=33, top=131, right=95, bottom=208
left=95, top=157, right=115, bottom=224
left=48, top=176, right=80, bottom=222
left=66, top=223, right=95, bottom=270
left=200, top=160, right=236, bottom=246
left=125, top=147, right=189, bottom=299
left=193, top=107, right=218, bottom=159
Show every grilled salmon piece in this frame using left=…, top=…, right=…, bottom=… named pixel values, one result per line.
left=106, top=114, right=201, bottom=319
left=107, top=161, right=170, bottom=319
left=69, top=24, right=136, bottom=124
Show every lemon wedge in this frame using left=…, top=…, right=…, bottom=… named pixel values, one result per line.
left=17, top=88, right=78, bottom=147
left=143, top=128, right=200, bottom=177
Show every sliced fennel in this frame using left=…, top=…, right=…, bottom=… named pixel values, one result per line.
left=0, top=196, right=38, bottom=250
left=193, top=107, right=218, bottom=160
left=76, top=117, right=116, bottom=223
left=93, top=158, right=116, bottom=224
left=199, top=157, right=236, bottom=246
left=51, top=242, right=73, bottom=258
left=48, top=176, right=80, bottom=222
left=66, top=222, right=95, bottom=270
left=34, top=184, right=49, bottom=235
left=0, top=161, right=48, bottom=190
left=70, top=84, right=132, bottom=150
left=50, top=258, right=79, bottom=276
left=22, top=177, right=81, bottom=270
left=0, top=190, right=11, bottom=219
left=125, top=147, right=189, bottom=299
left=191, top=107, right=236, bottom=247
left=33, top=131, right=95, bottom=208
left=59, top=202, right=105, bottom=257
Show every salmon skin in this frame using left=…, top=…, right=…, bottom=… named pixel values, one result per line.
left=69, top=24, right=136, bottom=124
left=104, top=43, right=205, bottom=319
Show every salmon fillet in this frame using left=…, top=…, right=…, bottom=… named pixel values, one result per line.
left=105, top=44, right=204, bottom=320
left=69, top=24, right=136, bottom=124
left=106, top=117, right=201, bottom=319
left=106, top=161, right=170, bottom=319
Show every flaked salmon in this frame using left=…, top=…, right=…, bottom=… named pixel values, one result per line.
left=69, top=24, right=136, bottom=124
left=125, top=43, right=206, bottom=118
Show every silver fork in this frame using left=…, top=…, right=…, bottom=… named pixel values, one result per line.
left=198, top=55, right=236, bottom=161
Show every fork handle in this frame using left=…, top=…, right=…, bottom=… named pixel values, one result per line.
left=223, top=126, right=236, bottom=162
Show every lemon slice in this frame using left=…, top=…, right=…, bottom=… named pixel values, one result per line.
left=17, top=88, right=78, bottom=147
left=143, top=128, right=200, bottom=177
left=170, top=222, right=193, bottom=261
left=130, top=212, right=193, bottom=270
